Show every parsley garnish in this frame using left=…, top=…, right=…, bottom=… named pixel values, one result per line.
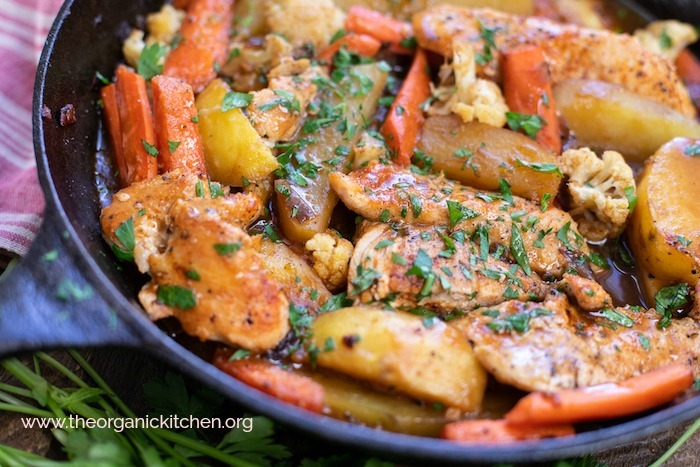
left=55, top=279, right=94, bottom=302
left=685, top=144, right=700, bottom=156
left=406, top=249, right=436, bottom=300
left=137, top=43, right=167, bottom=80
left=392, top=252, right=407, bottom=266
left=654, top=283, right=690, bottom=329
left=168, top=141, right=180, bottom=153
left=593, top=308, right=634, bottom=328
left=409, top=194, right=422, bottom=218
left=541, top=193, right=553, bottom=212
left=506, top=112, right=545, bottom=139
left=222, top=91, right=253, bottom=111
left=95, top=71, right=110, bottom=85
left=228, top=349, right=250, bottom=361
left=112, top=217, right=135, bottom=261
left=319, top=292, right=353, bottom=312
left=350, top=265, right=382, bottom=296
left=624, top=186, right=637, bottom=212
left=214, top=242, right=242, bottom=256
left=510, top=224, right=531, bottom=276
left=474, top=21, right=498, bottom=65
left=486, top=308, right=551, bottom=333
left=142, top=140, right=159, bottom=157
left=516, top=159, right=563, bottom=177
left=374, top=239, right=394, bottom=250
left=186, top=269, right=201, bottom=281
left=637, top=332, right=651, bottom=351
left=659, top=28, right=673, bottom=50
left=446, top=200, right=479, bottom=227
left=157, top=285, right=196, bottom=310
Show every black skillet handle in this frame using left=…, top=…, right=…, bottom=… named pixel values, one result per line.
left=0, top=208, right=142, bottom=357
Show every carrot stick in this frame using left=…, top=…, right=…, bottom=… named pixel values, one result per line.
left=380, top=48, right=431, bottom=166
left=115, top=65, right=158, bottom=185
left=345, top=6, right=414, bottom=54
left=506, top=364, right=694, bottom=426
left=501, top=44, right=562, bottom=153
left=213, top=348, right=325, bottom=413
left=151, top=75, right=207, bottom=175
left=676, top=49, right=700, bottom=84
left=100, top=84, right=129, bottom=188
left=318, top=33, right=382, bottom=64
left=442, top=419, right=574, bottom=443
left=162, top=0, right=233, bottom=93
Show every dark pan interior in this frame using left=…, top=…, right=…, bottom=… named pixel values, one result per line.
left=34, top=0, right=700, bottom=463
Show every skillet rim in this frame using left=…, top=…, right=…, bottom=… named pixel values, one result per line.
left=31, top=0, right=700, bottom=463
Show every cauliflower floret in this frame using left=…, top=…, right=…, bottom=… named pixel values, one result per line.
left=121, top=5, right=185, bottom=69
left=147, top=4, right=185, bottom=45
left=265, top=0, right=346, bottom=51
left=305, top=231, right=354, bottom=292
left=635, top=20, right=699, bottom=63
left=123, top=30, right=146, bottom=69
left=560, top=148, right=636, bottom=241
left=428, top=39, right=509, bottom=127
left=352, top=132, right=388, bottom=169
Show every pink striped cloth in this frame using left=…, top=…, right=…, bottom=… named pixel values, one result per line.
left=0, top=0, right=63, bottom=256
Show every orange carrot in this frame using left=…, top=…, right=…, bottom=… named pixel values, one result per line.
left=151, top=75, right=207, bottom=175
left=506, top=364, right=694, bottom=426
left=676, top=49, right=700, bottom=84
left=213, top=348, right=325, bottom=413
left=381, top=48, right=431, bottom=166
left=501, top=44, right=562, bottom=153
left=162, top=0, right=233, bottom=93
left=442, top=419, right=574, bottom=443
left=345, top=6, right=414, bottom=54
left=115, top=65, right=158, bottom=185
left=100, top=84, right=129, bottom=188
left=318, top=33, right=382, bottom=64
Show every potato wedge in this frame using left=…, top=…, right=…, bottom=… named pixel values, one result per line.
left=417, top=115, right=561, bottom=201
left=308, top=371, right=449, bottom=436
left=310, top=306, right=487, bottom=411
left=258, top=239, right=331, bottom=312
left=195, top=79, right=279, bottom=186
left=629, top=138, right=700, bottom=287
left=334, top=0, right=533, bottom=17
left=554, top=80, right=700, bottom=162
left=275, top=64, right=387, bottom=243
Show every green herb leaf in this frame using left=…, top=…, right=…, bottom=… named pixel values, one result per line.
left=506, top=112, right=545, bottom=139
left=319, top=292, right=353, bottom=313
left=157, top=285, right=196, bottom=310
left=624, top=186, right=637, bottom=213
left=659, top=27, right=673, bottom=50
left=409, top=194, right=422, bottom=219
left=137, top=43, right=167, bottom=80
left=446, top=200, right=479, bottom=227
left=654, top=283, right=690, bottom=329
left=685, top=144, right=700, bottom=156
left=214, top=242, right=242, bottom=256
left=350, top=265, right=382, bottom=296
left=374, top=239, right=394, bottom=250
left=142, top=140, right=159, bottom=157
left=222, top=91, right=254, bottom=112
left=229, top=349, right=250, bottom=361
left=112, top=217, right=135, bottom=261
left=593, top=307, right=634, bottom=328
left=637, top=332, right=651, bottom=351
left=55, top=279, right=94, bottom=302
left=391, top=252, right=407, bottom=266
left=510, top=224, right=531, bottom=276
left=515, top=159, right=563, bottom=177
left=168, top=140, right=181, bottom=153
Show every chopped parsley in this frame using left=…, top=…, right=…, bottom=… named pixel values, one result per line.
left=214, top=242, right=242, bottom=256
left=541, top=193, right=553, bottom=212
left=168, top=141, right=181, bottom=153
left=374, top=239, right=395, bottom=250
left=592, top=308, right=634, bottom=328
left=685, top=144, right=700, bottom=156
left=228, top=349, right=250, bottom=361
left=112, top=217, right=135, bottom=262
left=659, top=28, right=673, bottom=50
left=624, top=186, right=637, bottom=212
left=186, top=269, right=201, bottom=281
left=637, top=332, right=651, bottom=351
left=350, top=265, right=382, bottom=296
left=409, top=194, right=423, bottom=218
left=486, top=308, right=551, bottom=334
left=506, top=112, right=545, bottom=139
left=157, top=285, right=196, bottom=310
left=446, top=200, right=479, bottom=227
left=137, top=43, right=167, bottom=80
left=515, top=159, right=563, bottom=177
left=654, top=283, right=690, bottom=329
left=510, top=224, right=531, bottom=276
left=222, top=91, right=254, bottom=112
left=142, top=141, right=159, bottom=157
left=474, top=21, right=499, bottom=65
left=391, top=252, right=407, bottom=266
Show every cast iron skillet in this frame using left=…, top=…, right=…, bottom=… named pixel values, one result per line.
left=1, top=0, right=699, bottom=463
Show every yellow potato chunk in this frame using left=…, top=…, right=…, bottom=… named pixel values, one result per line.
left=195, top=79, right=279, bottom=186
left=310, top=306, right=487, bottom=411
left=554, top=80, right=700, bottom=162
left=629, top=138, right=700, bottom=287
left=417, top=115, right=561, bottom=202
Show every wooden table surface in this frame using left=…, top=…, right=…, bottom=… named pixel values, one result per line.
left=0, top=347, right=698, bottom=466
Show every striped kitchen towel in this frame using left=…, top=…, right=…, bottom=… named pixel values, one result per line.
left=0, top=0, right=63, bottom=256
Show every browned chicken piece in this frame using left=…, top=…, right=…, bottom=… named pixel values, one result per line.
left=247, top=66, right=326, bottom=143
left=413, top=6, right=696, bottom=118
left=450, top=292, right=700, bottom=392
left=349, top=223, right=548, bottom=314
left=258, top=239, right=332, bottom=312
left=559, top=272, right=612, bottom=312
left=139, top=195, right=290, bottom=351
left=330, top=161, right=591, bottom=278
left=100, top=170, right=235, bottom=273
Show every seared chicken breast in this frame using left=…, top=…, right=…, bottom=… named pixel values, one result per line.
left=451, top=293, right=700, bottom=392
left=349, top=222, right=548, bottom=313
left=139, top=195, right=290, bottom=351
left=330, top=161, right=590, bottom=277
